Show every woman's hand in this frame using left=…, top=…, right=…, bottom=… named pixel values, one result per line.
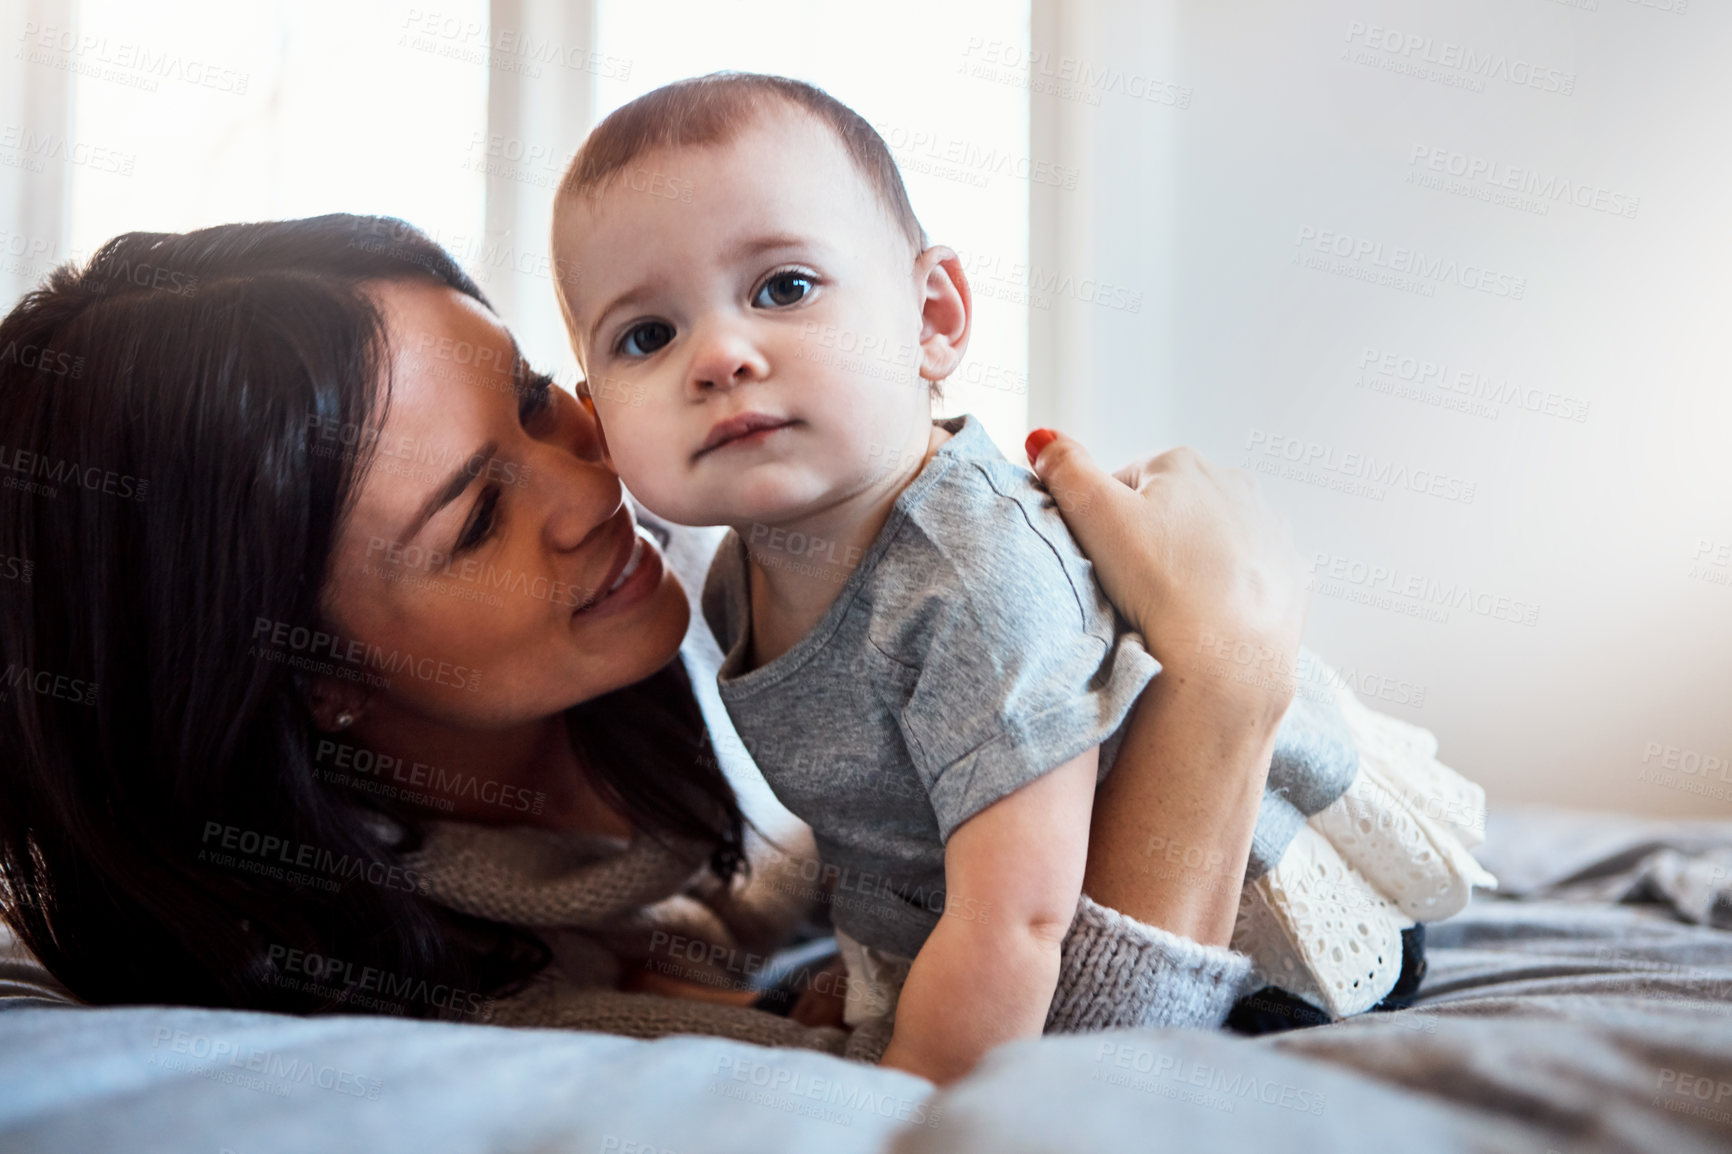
left=1025, top=430, right=1308, bottom=720
left=1024, top=429, right=1309, bottom=946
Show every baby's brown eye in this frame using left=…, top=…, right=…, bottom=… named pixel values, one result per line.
left=754, top=271, right=815, bottom=309
left=617, top=320, right=674, bottom=358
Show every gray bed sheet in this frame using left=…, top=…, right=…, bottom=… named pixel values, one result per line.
left=3, top=806, right=1730, bottom=1154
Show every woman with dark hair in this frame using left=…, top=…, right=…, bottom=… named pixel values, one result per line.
left=0, top=214, right=1311, bottom=1054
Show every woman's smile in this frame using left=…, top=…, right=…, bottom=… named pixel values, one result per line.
left=573, top=525, right=664, bottom=621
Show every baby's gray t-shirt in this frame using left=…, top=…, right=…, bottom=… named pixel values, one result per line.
left=701, top=414, right=1161, bottom=959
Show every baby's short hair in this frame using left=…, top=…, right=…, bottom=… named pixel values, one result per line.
left=558, top=72, right=927, bottom=253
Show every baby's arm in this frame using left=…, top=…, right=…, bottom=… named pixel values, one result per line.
left=877, top=747, right=1098, bottom=1085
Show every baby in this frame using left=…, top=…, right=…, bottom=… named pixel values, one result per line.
left=551, top=74, right=1489, bottom=1081
left=552, top=73, right=1152, bottom=1084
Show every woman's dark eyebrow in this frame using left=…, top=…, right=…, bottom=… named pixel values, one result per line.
left=398, top=439, right=499, bottom=546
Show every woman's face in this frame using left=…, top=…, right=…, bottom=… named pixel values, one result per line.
left=317, top=280, right=689, bottom=730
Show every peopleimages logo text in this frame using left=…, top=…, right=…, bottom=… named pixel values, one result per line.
left=1245, top=429, right=1477, bottom=504
left=1294, top=227, right=1526, bottom=300
left=1343, top=21, right=1576, bottom=95
left=250, top=618, right=479, bottom=691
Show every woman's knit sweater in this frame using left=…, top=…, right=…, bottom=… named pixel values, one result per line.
left=402, top=817, right=1255, bottom=1062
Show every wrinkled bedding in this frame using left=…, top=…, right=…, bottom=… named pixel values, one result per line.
left=3, top=806, right=1730, bottom=1154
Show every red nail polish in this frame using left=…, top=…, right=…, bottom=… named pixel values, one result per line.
left=1025, top=428, right=1058, bottom=464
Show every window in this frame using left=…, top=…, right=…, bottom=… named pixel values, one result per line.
left=18, top=0, right=1030, bottom=451
left=61, top=0, right=488, bottom=262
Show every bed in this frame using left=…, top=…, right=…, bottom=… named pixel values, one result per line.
left=3, top=806, right=1730, bottom=1153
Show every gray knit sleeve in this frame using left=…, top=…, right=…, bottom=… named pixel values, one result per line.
left=1043, top=894, right=1255, bottom=1034
left=842, top=895, right=1256, bottom=1066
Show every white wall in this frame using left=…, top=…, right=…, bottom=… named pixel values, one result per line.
left=1033, top=0, right=1732, bottom=817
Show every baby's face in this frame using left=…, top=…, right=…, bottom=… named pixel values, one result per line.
left=555, top=110, right=937, bottom=529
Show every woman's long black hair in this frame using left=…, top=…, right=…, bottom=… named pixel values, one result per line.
left=0, top=214, right=745, bottom=1017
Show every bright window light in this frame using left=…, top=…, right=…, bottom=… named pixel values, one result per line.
left=65, top=0, right=487, bottom=261
left=52, top=0, right=1029, bottom=451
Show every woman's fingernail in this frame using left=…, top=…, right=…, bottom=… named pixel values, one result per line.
left=1025, top=428, right=1058, bottom=464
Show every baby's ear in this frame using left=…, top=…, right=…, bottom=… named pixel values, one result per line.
left=574, top=382, right=616, bottom=470
left=914, top=245, right=971, bottom=382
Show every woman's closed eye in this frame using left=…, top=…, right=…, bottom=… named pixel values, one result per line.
left=453, top=367, right=553, bottom=555
left=753, top=267, right=818, bottom=309
left=454, top=482, right=501, bottom=554
left=517, top=369, right=555, bottom=426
